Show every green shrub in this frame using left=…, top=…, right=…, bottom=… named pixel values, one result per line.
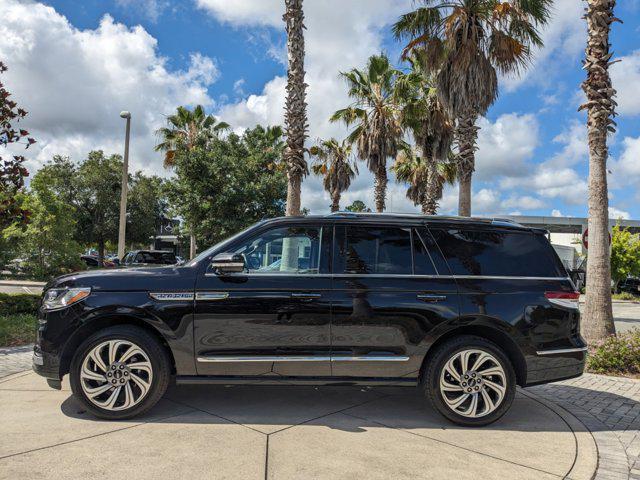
left=612, top=292, right=639, bottom=301
left=0, top=314, right=37, bottom=346
left=587, top=329, right=640, bottom=375
left=0, top=293, right=41, bottom=316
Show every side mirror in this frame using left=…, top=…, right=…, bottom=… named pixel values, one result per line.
left=210, top=252, right=245, bottom=274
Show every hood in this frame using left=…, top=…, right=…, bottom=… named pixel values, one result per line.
left=45, top=266, right=195, bottom=292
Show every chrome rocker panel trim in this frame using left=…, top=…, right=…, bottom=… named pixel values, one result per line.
left=535, top=347, right=588, bottom=356
left=197, top=355, right=411, bottom=363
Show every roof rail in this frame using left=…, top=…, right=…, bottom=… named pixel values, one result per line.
left=491, top=218, right=524, bottom=227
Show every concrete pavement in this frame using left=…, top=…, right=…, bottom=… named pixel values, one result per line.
left=0, top=280, right=45, bottom=295
left=0, top=371, right=597, bottom=480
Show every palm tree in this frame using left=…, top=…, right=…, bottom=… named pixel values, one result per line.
left=394, top=0, right=551, bottom=216
left=331, top=54, right=404, bottom=212
left=155, top=105, right=229, bottom=258
left=282, top=0, right=308, bottom=216
left=393, top=148, right=456, bottom=214
left=580, top=0, right=620, bottom=343
left=309, top=139, right=358, bottom=212
left=394, top=51, right=454, bottom=214
left=155, top=105, right=229, bottom=168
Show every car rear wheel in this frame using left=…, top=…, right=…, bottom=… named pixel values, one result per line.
left=70, top=325, right=171, bottom=420
left=423, top=335, right=516, bottom=427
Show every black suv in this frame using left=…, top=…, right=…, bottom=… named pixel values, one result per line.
left=33, top=214, right=586, bottom=426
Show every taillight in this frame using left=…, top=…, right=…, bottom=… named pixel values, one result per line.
left=545, top=291, right=580, bottom=308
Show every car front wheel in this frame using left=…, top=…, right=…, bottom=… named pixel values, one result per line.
left=423, top=335, right=516, bottom=427
left=70, top=325, right=171, bottom=420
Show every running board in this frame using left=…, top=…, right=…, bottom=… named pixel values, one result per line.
left=175, top=375, right=418, bottom=387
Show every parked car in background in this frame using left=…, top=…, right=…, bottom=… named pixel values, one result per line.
left=33, top=213, right=585, bottom=427
left=121, top=250, right=177, bottom=267
left=616, top=277, right=640, bottom=296
left=80, top=255, right=116, bottom=269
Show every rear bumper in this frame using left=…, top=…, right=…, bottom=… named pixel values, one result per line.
left=524, top=346, right=586, bottom=386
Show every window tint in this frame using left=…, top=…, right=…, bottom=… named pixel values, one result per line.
left=412, top=229, right=437, bottom=275
left=335, top=226, right=412, bottom=274
left=232, top=226, right=324, bottom=274
left=430, top=228, right=561, bottom=277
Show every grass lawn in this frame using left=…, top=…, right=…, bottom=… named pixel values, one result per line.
left=0, top=314, right=37, bottom=347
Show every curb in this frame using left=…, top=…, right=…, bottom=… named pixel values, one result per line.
left=0, top=280, right=46, bottom=287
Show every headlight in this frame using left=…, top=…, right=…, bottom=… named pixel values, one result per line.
left=43, top=287, right=91, bottom=311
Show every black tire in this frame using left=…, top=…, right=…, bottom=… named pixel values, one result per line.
left=422, top=335, right=516, bottom=427
left=69, top=325, right=171, bottom=420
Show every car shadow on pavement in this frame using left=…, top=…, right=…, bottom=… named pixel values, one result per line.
left=57, top=382, right=639, bottom=434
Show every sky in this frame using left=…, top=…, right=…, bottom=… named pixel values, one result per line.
left=1, top=0, right=639, bottom=219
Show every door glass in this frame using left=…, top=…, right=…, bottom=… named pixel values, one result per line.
left=335, top=226, right=412, bottom=274
left=232, top=226, right=323, bottom=274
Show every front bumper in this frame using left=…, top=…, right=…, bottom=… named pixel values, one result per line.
left=32, top=344, right=61, bottom=381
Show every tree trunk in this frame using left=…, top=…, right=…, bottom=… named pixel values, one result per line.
left=581, top=0, right=618, bottom=344
left=97, top=238, right=105, bottom=267
left=422, top=160, right=439, bottom=215
left=455, top=112, right=478, bottom=217
left=285, top=173, right=302, bottom=216
left=283, top=0, right=308, bottom=216
left=189, top=233, right=196, bottom=260
left=374, top=166, right=387, bottom=213
left=330, top=191, right=340, bottom=212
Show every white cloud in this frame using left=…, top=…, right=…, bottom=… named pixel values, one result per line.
left=233, top=78, right=246, bottom=96
left=475, top=113, right=539, bottom=180
left=548, top=121, right=587, bottom=167
left=609, top=206, right=630, bottom=220
left=610, top=135, right=640, bottom=188
left=0, top=0, right=218, bottom=176
left=611, top=50, right=640, bottom=116
left=195, top=0, right=282, bottom=27
left=502, top=195, right=546, bottom=210
left=551, top=209, right=564, bottom=217
left=115, top=0, right=169, bottom=23
left=501, top=166, right=588, bottom=205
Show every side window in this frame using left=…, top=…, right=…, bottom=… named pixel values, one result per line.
left=430, top=228, right=562, bottom=277
left=232, top=226, right=326, bottom=274
left=334, top=225, right=412, bottom=274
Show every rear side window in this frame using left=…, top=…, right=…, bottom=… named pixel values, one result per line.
left=430, top=228, right=562, bottom=277
left=334, top=225, right=412, bottom=274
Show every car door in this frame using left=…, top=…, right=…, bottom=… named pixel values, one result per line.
left=194, top=222, right=333, bottom=377
left=330, top=223, right=459, bottom=379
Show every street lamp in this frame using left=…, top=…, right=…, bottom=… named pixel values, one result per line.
left=117, top=111, right=131, bottom=261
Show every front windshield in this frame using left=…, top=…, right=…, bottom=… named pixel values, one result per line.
left=187, top=222, right=264, bottom=266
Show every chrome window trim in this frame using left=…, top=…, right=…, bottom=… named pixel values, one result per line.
left=204, top=273, right=571, bottom=280
left=535, top=347, right=588, bottom=356
left=196, top=355, right=410, bottom=363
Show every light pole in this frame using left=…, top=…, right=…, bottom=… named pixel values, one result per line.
left=117, top=111, right=131, bottom=261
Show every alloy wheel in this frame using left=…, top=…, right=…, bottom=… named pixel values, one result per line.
left=439, top=348, right=506, bottom=418
left=80, top=339, right=153, bottom=411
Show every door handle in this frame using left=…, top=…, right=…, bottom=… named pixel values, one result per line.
left=291, top=292, right=322, bottom=299
left=417, top=294, right=447, bottom=302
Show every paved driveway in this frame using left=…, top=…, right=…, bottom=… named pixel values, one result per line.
left=0, top=371, right=597, bottom=480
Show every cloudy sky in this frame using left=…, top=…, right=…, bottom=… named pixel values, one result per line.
left=1, top=0, right=639, bottom=219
